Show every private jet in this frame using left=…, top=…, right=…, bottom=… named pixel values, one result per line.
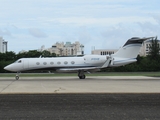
left=4, top=37, right=154, bottom=80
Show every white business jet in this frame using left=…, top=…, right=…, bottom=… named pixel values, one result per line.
left=4, top=37, right=153, bottom=80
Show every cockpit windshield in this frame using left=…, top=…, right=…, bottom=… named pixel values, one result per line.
left=14, top=60, right=22, bottom=63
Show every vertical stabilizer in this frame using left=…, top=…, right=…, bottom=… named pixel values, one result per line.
left=112, top=37, right=155, bottom=58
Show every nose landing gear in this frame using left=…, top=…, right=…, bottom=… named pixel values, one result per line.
left=15, top=75, right=19, bottom=80
left=15, top=72, right=20, bottom=80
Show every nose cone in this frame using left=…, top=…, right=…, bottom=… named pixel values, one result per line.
left=4, top=65, right=11, bottom=71
left=4, top=64, right=15, bottom=72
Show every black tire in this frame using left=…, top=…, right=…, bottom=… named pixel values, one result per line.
left=15, top=76, right=19, bottom=80
left=82, top=75, right=86, bottom=79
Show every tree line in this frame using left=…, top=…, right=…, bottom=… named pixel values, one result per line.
left=1, top=37, right=160, bottom=73
left=105, top=55, right=160, bottom=72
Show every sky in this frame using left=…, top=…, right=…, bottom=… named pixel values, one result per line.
left=0, top=0, right=160, bottom=54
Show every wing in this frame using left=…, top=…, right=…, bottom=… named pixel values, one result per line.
left=58, top=67, right=100, bottom=71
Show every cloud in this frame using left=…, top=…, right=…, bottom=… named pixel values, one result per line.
left=28, top=28, right=47, bottom=38
left=44, top=16, right=157, bottom=27
left=1, top=0, right=160, bottom=53
left=0, top=29, right=12, bottom=37
left=77, top=26, right=92, bottom=42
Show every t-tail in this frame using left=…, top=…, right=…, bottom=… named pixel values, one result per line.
left=109, top=37, right=155, bottom=67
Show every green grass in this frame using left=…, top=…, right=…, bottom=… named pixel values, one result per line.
left=1, top=72, right=160, bottom=77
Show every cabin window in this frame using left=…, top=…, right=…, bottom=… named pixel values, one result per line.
left=36, top=62, right=40, bottom=65
left=64, top=61, right=68, bottom=65
left=43, top=62, right=47, bottom=65
left=57, top=62, right=61, bottom=65
left=50, top=62, right=54, bottom=65
left=71, top=61, right=75, bottom=64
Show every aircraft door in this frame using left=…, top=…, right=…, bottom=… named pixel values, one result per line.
left=23, top=59, right=29, bottom=70
left=84, top=57, right=88, bottom=64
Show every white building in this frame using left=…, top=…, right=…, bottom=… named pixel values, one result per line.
left=139, top=39, right=160, bottom=56
left=0, top=37, right=7, bottom=53
left=91, top=49, right=118, bottom=55
left=47, top=41, right=84, bottom=56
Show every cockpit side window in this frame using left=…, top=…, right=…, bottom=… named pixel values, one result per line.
left=18, top=60, right=22, bottom=63
left=15, top=60, right=22, bottom=63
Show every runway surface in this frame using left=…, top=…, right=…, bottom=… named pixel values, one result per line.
left=0, top=93, right=160, bottom=120
left=0, top=76, right=160, bottom=119
left=0, top=76, right=160, bottom=93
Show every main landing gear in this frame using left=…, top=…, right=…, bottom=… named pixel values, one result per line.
left=78, top=70, right=86, bottom=79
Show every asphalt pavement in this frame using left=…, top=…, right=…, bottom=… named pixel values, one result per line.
left=0, top=93, right=160, bottom=120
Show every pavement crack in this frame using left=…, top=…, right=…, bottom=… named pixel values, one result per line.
left=0, top=79, right=18, bottom=93
left=54, top=87, right=65, bottom=93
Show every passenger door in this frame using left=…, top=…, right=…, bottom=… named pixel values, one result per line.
left=23, top=59, right=28, bottom=70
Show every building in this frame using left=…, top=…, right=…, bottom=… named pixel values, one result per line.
left=47, top=41, right=84, bottom=56
left=0, top=37, right=8, bottom=53
left=139, top=38, right=160, bottom=56
left=91, top=49, right=118, bottom=55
